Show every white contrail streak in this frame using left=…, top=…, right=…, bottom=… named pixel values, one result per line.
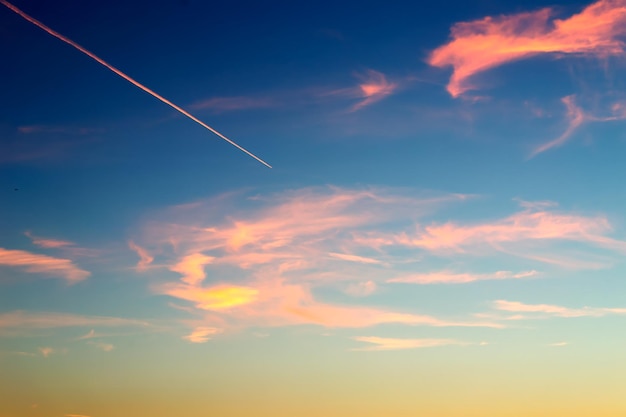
left=1, top=0, right=272, bottom=168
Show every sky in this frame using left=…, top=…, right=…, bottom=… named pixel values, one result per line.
left=2, top=0, right=626, bottom=416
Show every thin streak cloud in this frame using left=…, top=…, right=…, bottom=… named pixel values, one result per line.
left=493, top=300, right=626, bottom=318
left=353, top=336, right=468, bottom=351
left=389, top=270, right=538, bottom=284
left=531, top=95, right=626, bottom=157
left=25, top=231, right=73, bottom=248
left=0, top=248, right=90, bottom=283
left=0, top=0, right=271, bottom=168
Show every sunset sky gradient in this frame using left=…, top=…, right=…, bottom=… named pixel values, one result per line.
left=2, top=0, right=626, bottom=416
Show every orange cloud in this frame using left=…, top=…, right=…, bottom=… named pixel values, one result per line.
left=389, top=270, right=538, bottom=284
left=0, top=248, right=89, bottom=283
left=353, top=336, right=468, bottom=351
left=183, top=326, right=221, bottom=343
left=429, top=0, right=626, bottom=96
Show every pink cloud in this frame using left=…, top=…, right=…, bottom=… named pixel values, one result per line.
left=429, top=0, right=626, bottom=96
left=389, top=270, right=538, bottom=284
left=0, top=248, right=90, bottom=283
left=352, top=336, right=468, bottom=351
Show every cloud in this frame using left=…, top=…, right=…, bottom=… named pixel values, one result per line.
left=352, top=336, right=467, bottom=351
left=530, top=95, right=585, bottom=156
left=428, top=0, right=626, bottom=96
left=389, top=270, right=538, bottom=284
left=530, top=95, right=626, bottom=157
left=170, top=253, right=215, bottom=286
left=351, top=70, right=398, bottom=111
left=131, top=187, right=626, bottom=334
left=134, top=187, right=495, bottom=331
left=0, top=248, right=90, bottom=283
left=183, top=326, right=221, bottom=343
left=0, top=311, right=150, bottom=333
left=18, top=125, right=102, bottom=135
left=25, top=231, right=74, bottom=248
left=322, top=70, right=398, bottom=111
left=128, top=240, right=154, bottom=271
left=189, top=96, right=277, bottom=112
left=345, top=280, right=378, bottom=296
left=549, top=342, right=569, bottom=347
left=161, top=283, right=259, bottom=310
left=493, top=300, right=626, bottom=318
left=87, top=341, right=114, bottom=352
left=391, top=205, right=626, bottom=256
left=38, top=347, right=54, bottom=357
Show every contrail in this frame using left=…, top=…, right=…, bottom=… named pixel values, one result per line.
left=0, top=0, right=272, bottom=168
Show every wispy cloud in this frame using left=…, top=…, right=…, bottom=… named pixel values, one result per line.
left=352, top=336, right=468, bottom=351
left=25, top=231, right=74, bottom=248
left=549, top=342, right=569, bottom=347
left=351, top=70, right=398, bottom=111
left=389, top=205, right=626, bottom=256
left=322, top=70, right=398, bottom=111
left=87, top=341, right=115, bottom=352
left=493, top=300, right=626, bottom=318
left=128, top=240, right=154, bottom=271
left=389, top=270, right=538, bottom=284
left=189, top=96, right=277, bottom=113
left=429, top=0, right=626, bottom=96
left=183, top=326, right=221, bottom=343
left=530, top=95, right=626, bottom=157
left=0, top=311, right=150, bottom=333
left=0, top=248, right=90, bottom=283
left=38, top=347, right=54, bottom=357
left=345, top=280, right=377, bottom=296
left=18, top=125, right=102, bottom=135
left=133, top=187, right=501, bottom=332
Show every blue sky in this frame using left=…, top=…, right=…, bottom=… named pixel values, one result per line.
left=2, top=1, right=626, bottom=416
